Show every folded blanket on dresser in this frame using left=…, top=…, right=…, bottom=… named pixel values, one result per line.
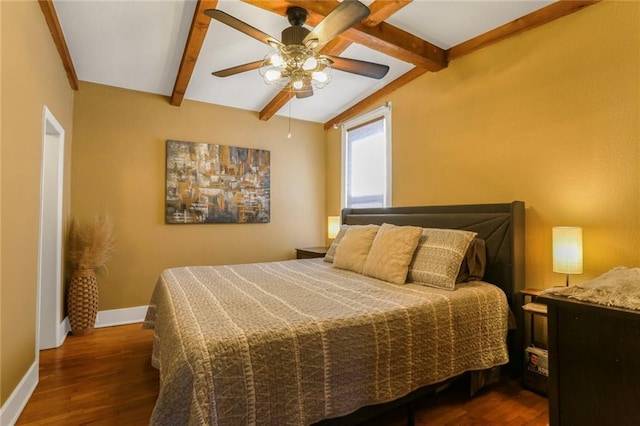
left=143, top=259, right=509, bottom=426
left=543, top=266, right=640, bottom=310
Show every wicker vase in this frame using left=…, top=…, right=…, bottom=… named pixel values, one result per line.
left=68, top=269, right=99, bottom=336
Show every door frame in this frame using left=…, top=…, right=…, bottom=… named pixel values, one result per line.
left=36, top=106, right=68, bottom=351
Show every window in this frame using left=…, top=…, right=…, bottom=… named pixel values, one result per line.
left=341, top=104, right=392, bottom=208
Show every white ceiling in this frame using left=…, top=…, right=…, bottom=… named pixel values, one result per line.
left=54, top=0, right=555, bottom=123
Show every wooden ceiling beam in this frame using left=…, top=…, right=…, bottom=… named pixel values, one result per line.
left=38, top=0, right=79, bottom=90
left=319, top=36, right=354, bottom=57
left=363, top=0, right=412, bottom=27
left=347, top=21, right=444, bottom=71
left=448, top=0, right=602, bottom=60
left=323, top=66, right=427, bottom=130
left=259, top=37, right=353, bottom=121
left=170, top=0, right=219, bottom=106
left=258, top=92, right=295, bottom=122
left=241, top=1, right=325, bottom=26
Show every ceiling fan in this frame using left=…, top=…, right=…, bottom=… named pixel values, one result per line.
left=204, top=0, right=390, bottom=99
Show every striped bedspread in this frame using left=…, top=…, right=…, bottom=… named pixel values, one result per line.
left=144, top=259, right=509, bottom=425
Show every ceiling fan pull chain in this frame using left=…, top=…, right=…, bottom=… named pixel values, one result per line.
left=287, top=90, right=293, bottom=139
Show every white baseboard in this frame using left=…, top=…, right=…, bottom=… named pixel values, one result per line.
left=95, top=305, right=148, bottom=328
left=0, top=361, right=38, bottom=426
left=56, top=316, right=71, bottom=347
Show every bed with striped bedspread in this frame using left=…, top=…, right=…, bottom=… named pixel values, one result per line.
left=143, top=258, right=509, bottom=425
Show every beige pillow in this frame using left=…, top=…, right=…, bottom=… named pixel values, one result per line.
left=363, top=223, right=423, bottom=284
left=407, top=228, right=478, bottom=290
left=333, top=225, right=380, bottom=273
left=323, top=224, right=349, bottom=263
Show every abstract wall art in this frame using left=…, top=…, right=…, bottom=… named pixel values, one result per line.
left=165, top=140, right=270, bottom=224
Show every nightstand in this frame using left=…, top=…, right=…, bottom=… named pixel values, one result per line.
left=521, top=288, right=548, bottom=395
left=541, top=294, right=640, bottom=425
left=295, top=247, right=328, bottom=259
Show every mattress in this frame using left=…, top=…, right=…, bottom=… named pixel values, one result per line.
left=144, top=258, right=509, bottom=425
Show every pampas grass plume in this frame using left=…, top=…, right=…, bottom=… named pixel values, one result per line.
left=67, top=213, right=115, bottom=271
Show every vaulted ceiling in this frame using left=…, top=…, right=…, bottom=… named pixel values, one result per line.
left=41, top=0, right=599, bottom=129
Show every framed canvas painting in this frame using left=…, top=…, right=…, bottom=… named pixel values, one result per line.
left=165, top=140, right=270, bottom=224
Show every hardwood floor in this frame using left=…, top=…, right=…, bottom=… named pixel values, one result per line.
left=17, top=324, right=158, bottom=425
left=17, top=324, right=548, bottom=425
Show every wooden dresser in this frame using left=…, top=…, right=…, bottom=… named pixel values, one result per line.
left=540, top=294, right=640, bottom=426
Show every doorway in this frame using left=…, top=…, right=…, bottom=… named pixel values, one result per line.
left=37, top=106, right=66, bottom=350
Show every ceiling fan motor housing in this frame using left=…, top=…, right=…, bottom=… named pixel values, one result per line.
left=283, top=6, right=310, bottom=46
left=282, top=26, right=310, bottom=46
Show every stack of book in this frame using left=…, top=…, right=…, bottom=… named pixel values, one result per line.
left=524, top=345, right=548, bottom=395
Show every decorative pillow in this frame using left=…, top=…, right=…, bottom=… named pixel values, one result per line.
left=323, top=224, right=349, bottom=263
left=407, top=228, right=478, bottom=290
left=456, top=238, right=487, bottom=283
left=363, top=223, right=423, bottom=284
left=332, top=225, right=380, bottom=274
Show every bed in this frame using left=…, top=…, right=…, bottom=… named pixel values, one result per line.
left=143, top=201, right=525, bottom=425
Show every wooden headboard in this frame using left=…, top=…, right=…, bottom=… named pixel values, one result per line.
left=341, top=201, right=525, bottom=372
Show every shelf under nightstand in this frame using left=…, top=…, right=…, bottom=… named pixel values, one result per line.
left=521, top=288, right=548, bottom=396
left=521, top=289, right=548, bottom=345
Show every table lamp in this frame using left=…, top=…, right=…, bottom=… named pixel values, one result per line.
left=327, top=216, right=340, bottom=240
left=552, top=226, right=583, bottom=286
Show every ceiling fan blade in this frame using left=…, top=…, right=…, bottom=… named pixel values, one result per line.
left=212, top=60, right=263, bottom=77
left=204, top=9, right=284, bottom=49
left=295, top=84, right=314, bottom=99
left=327, top=56, right=390, bottom=79
left=303, top=0, right=369, bottom=50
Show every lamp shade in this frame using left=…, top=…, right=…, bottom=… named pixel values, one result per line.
left=552, top=227, right=583, bottom=274
left=327, top=216, right=340, bottom=239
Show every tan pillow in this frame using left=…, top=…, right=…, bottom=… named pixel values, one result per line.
left=363, top=223, right=423, bottom=284
left=407, top=228, right=478, bottom=290
left=333, top=225, right=380, bottom=274
left=323, top=224, right=349, bottom=263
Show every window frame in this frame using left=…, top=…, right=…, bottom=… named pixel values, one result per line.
left=340, top=103, right=392, bottom=209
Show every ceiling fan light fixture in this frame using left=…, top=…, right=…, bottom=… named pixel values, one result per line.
left=305, top=38, right=319, bottom=49
left=269, top=53, right=285, bottom=67
left=259, top=46, right=332, bottom=94
left=302, top=56, right=317, bottom=71
left=312, top=70, right=328, bottom=83
left=264, top=69, right=282, bottom=82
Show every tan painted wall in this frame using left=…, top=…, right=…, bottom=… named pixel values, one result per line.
left=327, top=1, right=640, bottom=289
left=72, top=82, right=326, bottom=310
left=1, top=1, right=74, bottom=405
